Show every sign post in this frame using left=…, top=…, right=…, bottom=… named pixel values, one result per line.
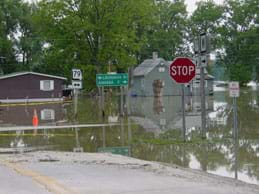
left=229, top=81, right=239, bottom=180
left=169, top=57, right=196, bottom=141
left=72, top=69, right=83, bottom=152
left=194, top=32, right=210, bottom=139
left=229, top=82, right=239, bottom=140
left=72, top=69, right=83, bottom=118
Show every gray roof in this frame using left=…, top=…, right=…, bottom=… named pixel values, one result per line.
left=133, top=58, right=168, bottom=76
left=0, top=72, right=67, bottom=80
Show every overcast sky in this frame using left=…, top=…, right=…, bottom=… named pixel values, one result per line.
left=185, top=0, right=224, bottom=14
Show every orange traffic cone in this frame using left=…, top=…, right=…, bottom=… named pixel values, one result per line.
left=32, top=109, right=39, bottom=136
left=32, top=109, right=39, bottom=127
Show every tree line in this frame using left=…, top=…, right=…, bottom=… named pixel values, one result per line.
left=0, top=0, right=259, bottom=90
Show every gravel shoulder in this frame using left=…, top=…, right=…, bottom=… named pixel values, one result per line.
left=0, top=151, right=259, bottom=194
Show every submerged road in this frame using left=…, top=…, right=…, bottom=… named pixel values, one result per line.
left=0, top=123, right=121, bottom=132
left=0, top=151, right=259, bottom=194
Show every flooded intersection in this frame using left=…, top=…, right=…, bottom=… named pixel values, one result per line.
left=0, top=86, right=259, bottom=186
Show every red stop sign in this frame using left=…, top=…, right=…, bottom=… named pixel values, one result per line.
left=169, top=57, right=196, bottom=83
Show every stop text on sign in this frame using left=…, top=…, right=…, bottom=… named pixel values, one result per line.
left=169, top=57, right=196, bottom=84
left=170, top=65, right=195, bottom=76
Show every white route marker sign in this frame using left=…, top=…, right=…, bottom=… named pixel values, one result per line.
left=72, top=69, right=82, bottom=80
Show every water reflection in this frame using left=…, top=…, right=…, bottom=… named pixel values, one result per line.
left=129, top=94, right=214, bottom=134
left=0, top=102, right=68, bottom=126
left=208, top=91, right=229, bottom=126
left=129, top=88, right=259, bottom=185
left=0, top=102, right=70, bottom=152
left=132, top=139, right=259, bottom=185
left=130, top=96, right=181, bottom=135
left=153, top=96, right=165, bottom=114
left=73, top=128, right=84, bottom=152
left=0, top=88, right=259, bottom=185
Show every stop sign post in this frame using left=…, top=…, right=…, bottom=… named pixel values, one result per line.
left=169, top=57, right=196, bottom=142
left=169, top=57, right=196, bottom=83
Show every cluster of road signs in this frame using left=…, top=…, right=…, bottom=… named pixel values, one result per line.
left=194, top=33, right=210, bottom=68
left=91, top=32, right=240, bottom=142
left=72, top=69, right=82, bottom=89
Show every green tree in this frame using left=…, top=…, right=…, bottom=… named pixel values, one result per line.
left=140, top=0, right=188, bottom=61
left=221, top=0, right=259, bottom=83
left=33, top=0, right=155, bottom=89
left=15, top=2, right=43, bottom=71
left=0, top=0, right=23, bottom=74
left=190, top=0, right=225, bottom=50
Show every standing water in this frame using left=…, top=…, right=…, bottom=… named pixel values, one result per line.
left=0, top=86, right=259, bottom=185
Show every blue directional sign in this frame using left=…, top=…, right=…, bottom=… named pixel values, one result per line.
left=96, top=73, right=128, bottom=87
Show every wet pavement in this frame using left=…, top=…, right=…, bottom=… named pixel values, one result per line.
left=1, top=151, right=259, bottom=194
left=0, top=163, right=51, bottom=194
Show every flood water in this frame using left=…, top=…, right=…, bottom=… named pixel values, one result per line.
left=0, top=85, right=259, bottom=185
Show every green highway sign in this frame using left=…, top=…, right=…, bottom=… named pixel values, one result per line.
left=97, top=146, right=131, bottom=156
left=96, top=73, right=128, bottom=87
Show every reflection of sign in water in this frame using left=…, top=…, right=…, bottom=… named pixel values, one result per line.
left=41, top=109, right=55, bottom=120
left=160, top=119, right=166, bottom=126
left=73, top=147, right=84, bottom=152
left=97, top=146, right=130, bottom=156
left=108, top=115, right=119, bottom=123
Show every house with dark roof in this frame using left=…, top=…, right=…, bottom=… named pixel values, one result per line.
left=0, top=72, right=67, bottom=103
left=130, top=56, right=182, bottom=96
